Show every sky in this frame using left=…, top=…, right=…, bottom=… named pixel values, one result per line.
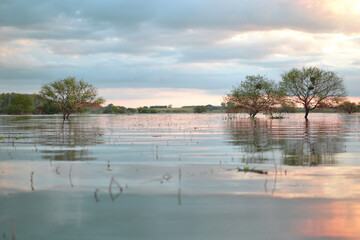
left=1, top=0, right=360, bottom=107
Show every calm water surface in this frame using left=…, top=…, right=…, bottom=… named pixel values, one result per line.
left=1, top=113, right=360, bottom=239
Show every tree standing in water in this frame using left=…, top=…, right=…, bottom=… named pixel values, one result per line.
left=281, top=66, right=347, bottom=120
left=337, top=101, right=358, bottom=114
left=227, top=75, right=284, bottom=118
left=40, top=77, right=104, bottom=120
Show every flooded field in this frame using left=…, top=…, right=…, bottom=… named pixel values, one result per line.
left=1, top=113, right=360, bottom=239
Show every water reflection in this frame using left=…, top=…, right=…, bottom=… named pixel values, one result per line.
left=0, top=116, right=104, bottom=161
left=0, top=114, right=356, bottom=164
left=225, top=116, right=347, bottom=166
left=41, top=149, right=95, bottom=161
left=1, top=114, right=360, bottom=240
left=299, top=201, right=360, bottom=239
left=40, top=120, right=104, bottom=161
left=39, top=119, right=104, bottom=147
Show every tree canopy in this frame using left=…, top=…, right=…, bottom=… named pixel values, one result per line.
left=226, top=75, right=284, bottom=118
left=281, top=66, right=347, bottom=119
left=193, top=105, right=207, bottom=113
left=337, top=101, right=358, bottom=114
left=40, top=77, right=104, bottom=120
left=5, top=94, right=34, bottom=114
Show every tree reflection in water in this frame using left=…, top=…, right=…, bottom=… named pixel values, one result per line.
left=39, top=117, right=104, bottom=161
left=225, top=117, right=346, bottom=166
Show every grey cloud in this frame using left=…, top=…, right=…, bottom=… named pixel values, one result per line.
left=0, top=55, right=235, bottom=91
left=37, top=26, right=319, bottom=63
left=0, top=0, right=357, bottom=62
left=238, top=58, right=322, bottom=69
left=1, top=0, right=360, bottom=97
left=179, top=36, right=321, bottom=63
left=1, top=0, right=359, bottom=43
left=0, top=0, right=326, bottom=62
left=344, top=78, right=360, bottom=97
left=42, top=38, right=179, bottom=57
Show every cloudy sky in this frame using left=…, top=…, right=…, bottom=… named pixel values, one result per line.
left=1, top=0, right=360, bottom=107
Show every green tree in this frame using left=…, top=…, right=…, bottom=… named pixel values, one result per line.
left=0, top=93, right=12, bottom=110
left=227, top=75, right=284, bottom=118
left=36, top=101, right=61, bottom=114
left=338, top=101, right=357, bottom=114
left=127, top=108, right=137, bottom=113
left=137, top=107, right=157, bottom=113
left=103, top=104, right=126, bottom=114
left=193, top=105, right=207, bottom=113
left=6, top=94, right=34, bottom=114
left=281, top=67, right=347, bottom=120
left=40, top=77, right=104, bottom=120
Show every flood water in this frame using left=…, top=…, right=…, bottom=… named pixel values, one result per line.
left=1, top=113, right=360, bottom=239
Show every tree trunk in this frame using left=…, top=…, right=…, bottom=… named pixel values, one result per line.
left=250, top=110, right=258, bottom=118
left=304, top=108, right=310, bottom=120
left=63, top=113, right=70, bottom=121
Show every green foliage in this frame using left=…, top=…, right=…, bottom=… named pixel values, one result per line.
left=127, top=108, right=137, bottom=113
left=0, top=93, right=13, bottom=109
left=227, top=75, right=284, bottom=117
left=204, top=104, right=223, bottom=111
left=5, top=94, right=34, bottom=114
left=137, top=107, right=159, bottom=114
left=149, top=105, right=168, bottom=108
left=281, top=66, right=347, bottom=119
left=237, top=166, right=268, bottom=174
left=103, top=104, right=126, bottom=114
left=36, top=101, right=61, bottom=114
left=193, top=105, right=207, bottom=113
left=270, top=115, right=284, bottom=119
left=0, top=93, right=45, bottom=114
left=338, top=101, right=357, bottom=114
left=181, top=105, right=224, bottom=113
left=40, top=77, right=104, bottom=120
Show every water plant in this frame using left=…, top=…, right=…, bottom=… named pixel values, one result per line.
left=94, top=189, right=100, bottom=202
left=270, top=115, right=284, bottom=119
left=30, top=171, right=34, bottom=191
left=109, top=177, right=123, bottom=201
left=237, top=166, right=268, bottom=174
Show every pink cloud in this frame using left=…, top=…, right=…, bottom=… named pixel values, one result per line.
left=99, top=88, right=223, bottom=108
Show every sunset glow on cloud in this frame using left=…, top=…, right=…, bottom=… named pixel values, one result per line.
left=99, top=88, right=224, bottom=107
left=0, top=0, right=360, bottom=106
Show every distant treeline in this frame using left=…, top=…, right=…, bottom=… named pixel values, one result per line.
left=99, top=104, right=228, bottom=114
left=0, top=93, right=229, bottom=115
left=1, top=92, right=359, bottom=115
left=0, top=93, right=61, bottom=115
